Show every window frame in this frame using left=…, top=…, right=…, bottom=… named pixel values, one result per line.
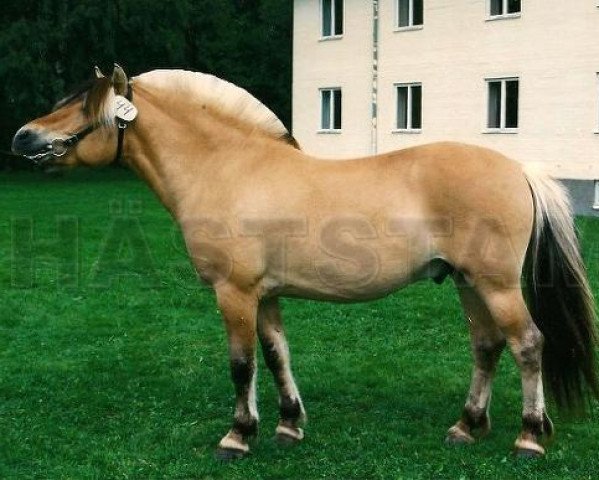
left=484, top=77, right=519, bottom=134
left=394, top=0, right=424, bottom=31
left=393, top=82, right=423, bottom=133
left=320, top=0, right=344, bottom=39
left=319, top=87, right=342, bottom=133
left=486, top=0, right=521, bottom=21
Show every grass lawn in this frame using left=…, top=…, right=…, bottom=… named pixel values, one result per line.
left=1, top=169, right=598, bottom=479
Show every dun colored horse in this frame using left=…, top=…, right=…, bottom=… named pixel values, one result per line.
left=12, top=65, right=598, bottom=460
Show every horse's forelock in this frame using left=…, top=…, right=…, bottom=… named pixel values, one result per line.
left=83, top=77, right=116, bottom=127
left=51, top=77, right=116, bottom=128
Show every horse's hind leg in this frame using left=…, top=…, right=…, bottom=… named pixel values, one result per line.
left=447, top=283, right=506, bottom=444
left=476, top=285, right=554, bottom=457
left=214, top=285, right=260, bottom=461
left=258, top=298, right=306, bottom=444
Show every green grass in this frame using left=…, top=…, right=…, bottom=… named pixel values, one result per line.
left=1, top=169, right=598, bottom=479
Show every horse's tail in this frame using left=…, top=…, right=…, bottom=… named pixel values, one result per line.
left=522, top=165, right=599, bottom=414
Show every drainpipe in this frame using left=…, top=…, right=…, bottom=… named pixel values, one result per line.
left=371, top=0, right=379, bottom=156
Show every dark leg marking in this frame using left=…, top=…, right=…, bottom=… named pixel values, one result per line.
left=260, top=339, right=302, bottom=423
left=522, top=413, right=544, bottom=437
left=280, top=396, right=302, bottom=422
left=231, top=357, right=253, bottom=391
left=232, top=419, right=258, bottom=438
left=461, top=406, right=489, bottom=432
left=229, top=357, right=256, bottom=437
left=260, top=339, right=284, bottom=386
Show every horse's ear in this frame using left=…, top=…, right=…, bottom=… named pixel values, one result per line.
left=94, top=66, right=105, bottom=79
left=112, top=63, right=128, bottom=95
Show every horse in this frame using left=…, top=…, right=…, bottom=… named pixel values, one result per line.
left=12, top=64, right=598, bottom=460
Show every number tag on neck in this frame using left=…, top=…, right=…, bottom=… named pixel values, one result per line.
left=115, top=95, right=137, bottom=122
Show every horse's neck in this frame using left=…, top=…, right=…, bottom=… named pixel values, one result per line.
left=123, top=90, right=261, bottom=218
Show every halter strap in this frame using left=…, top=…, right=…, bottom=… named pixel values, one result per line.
left=114, top=83, right=133, bottom=163
left=39, top=82, right=134, bottom=164
left=62, top=124, right=96, bottom=147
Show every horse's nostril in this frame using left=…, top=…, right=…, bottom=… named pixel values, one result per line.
left=12, top=128, right=41, bottom=154
left=14, top=129, right=33, bottom=143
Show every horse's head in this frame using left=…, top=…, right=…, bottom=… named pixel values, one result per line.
left=12, top=64, right=135, bottom=168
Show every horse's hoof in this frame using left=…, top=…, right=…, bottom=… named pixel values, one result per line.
left=215, top=447, right=248, bottom=462
left=514, top=437, right=545, bottom=458
left=275, top=432, right=301, bottom=446
left=274, top=425, right=304, bottom=447
left=515, top=447, right=544, bottom=459
left=445, top=425, right=475, bottom=445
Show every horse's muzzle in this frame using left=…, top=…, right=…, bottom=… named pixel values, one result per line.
left=12, top=127, right=53, bottom=163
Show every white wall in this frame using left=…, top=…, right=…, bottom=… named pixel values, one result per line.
left=293, top=0, right=599, bottom=178
left=292, top=0, right=373, bottom=158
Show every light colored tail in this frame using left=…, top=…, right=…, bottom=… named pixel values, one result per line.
left=522, top=165, right=599, bottom=413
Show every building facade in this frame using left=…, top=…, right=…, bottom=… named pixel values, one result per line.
left=292, top=0, right=599, bottom=214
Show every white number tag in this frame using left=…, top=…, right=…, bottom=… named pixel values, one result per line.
left=115, top=95, right=137, bottom=122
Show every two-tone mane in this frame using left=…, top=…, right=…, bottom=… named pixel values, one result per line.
left=56, top=69, right=299, bottom=147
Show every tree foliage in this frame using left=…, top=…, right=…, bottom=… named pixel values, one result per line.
left=0, top=0, right=293, bottom=168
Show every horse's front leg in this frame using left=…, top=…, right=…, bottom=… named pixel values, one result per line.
left=258, top=298, right=306, bottom=444
left=215, top=285, right=259, bottom=461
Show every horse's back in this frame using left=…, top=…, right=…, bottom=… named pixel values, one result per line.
left=308, top=141, right=532, bottom=228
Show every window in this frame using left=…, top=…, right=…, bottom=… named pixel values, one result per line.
left=322, top=0, right=343, bottom=37
left=396, top=0, right=424, bottom=28
left=594, top=181, right=599, bottom=209
left=320, top=88, right=342, bottom=131
left=395, top=83, right=422, bottom=131
left=487, top=78, right=519, bottom=131
left=489, top=0, right=521, bottom=17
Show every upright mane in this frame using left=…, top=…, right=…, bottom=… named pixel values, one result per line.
left=135, top=69, right=298, bottom=147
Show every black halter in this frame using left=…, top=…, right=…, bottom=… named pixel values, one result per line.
left=113, top=84, right=133, bottom=163
left=34, top=83, right=133, bottom=165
